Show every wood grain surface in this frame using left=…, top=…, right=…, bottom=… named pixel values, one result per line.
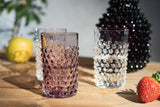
left=0, top=50, right=160, bottom=107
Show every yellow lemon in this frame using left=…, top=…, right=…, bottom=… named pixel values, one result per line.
left=7, top=37, right=33, bottom=63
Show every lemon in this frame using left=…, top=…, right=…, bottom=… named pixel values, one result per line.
left=7, top=37, right=33, bottom=63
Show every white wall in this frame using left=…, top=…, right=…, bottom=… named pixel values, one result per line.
left=36, top=0, right=109, bottom=57
left=0, top=0, right=160, bottom=62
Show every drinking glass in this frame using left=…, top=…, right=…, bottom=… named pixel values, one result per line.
left=94, top=28, right=129, bottom=88
left=34, top=28, right=66, bottom=81
left=40, top=28, right=79, bottom=98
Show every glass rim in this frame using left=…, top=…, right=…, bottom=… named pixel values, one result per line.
left=35, top=27, right=67, bottom=31
left=41, top=32, right=78, bottom=36
left=95, top=28, right=129, bottom=32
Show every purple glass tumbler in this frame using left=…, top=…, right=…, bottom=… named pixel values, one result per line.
left=41, top=28, right=79, bottom=98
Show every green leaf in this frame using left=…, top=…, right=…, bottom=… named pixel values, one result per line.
left=4, top=1, right=11, bottom=7
left=0, top=0, right=47, bottom=35
left=26, top=0, right=32, bottom=7
left=31, top=4, right=42, bottom=10
left=25, top=13, right=30, bottom=26
left=15, top=5, right=28, bottom=19
left=33, top=13, right=41, bottom=24
left=7, top=5, right=16, bottom=13
left=152, top=71, right=160, bottom=83
left=0, top=1, right=5, bottom=13
left=41, top=0, right=47, bottom=5
left=0, top=0, right=4, bottom=3
left=39, top=11, right=45, bottom=15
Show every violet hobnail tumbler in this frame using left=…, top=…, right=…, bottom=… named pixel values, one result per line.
left=41, top=30, right=79, bottom=98
left=35, top=28, right=67, bottom=81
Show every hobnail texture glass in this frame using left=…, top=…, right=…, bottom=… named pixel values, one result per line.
left=35, top=28, right=43, bottom=81
left=34, top=39, right=43, bottom=81
left=41, top=31, right=79, bottom=98
left=34, top=28, right=67, bottom=81
left=94, top=28, right=129, bottom=88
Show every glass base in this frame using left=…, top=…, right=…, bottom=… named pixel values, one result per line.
left=43, top=89, right=77, bottom=98
left=95, top=80, right=125, bottom=89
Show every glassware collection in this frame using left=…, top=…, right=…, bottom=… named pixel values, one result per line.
left=32, top=0, right=152, bottom=99
left=34, top=27, right=129, bottom=98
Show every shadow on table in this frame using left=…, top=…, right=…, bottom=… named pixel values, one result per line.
left=78, top=57, right=95, bottom=86
left=116, top=89, right=140, bottom=103
left=3, top=68, right=96, bottom=97
left=1, top=54, right=95, bottom=96
left=3, top=74, right=44, bottom=96
left=1, top=57, right=44, bottom=96
left=78, top=69, right=95, bottom=86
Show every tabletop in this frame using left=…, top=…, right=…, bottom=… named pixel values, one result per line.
left=0, top=50, right=160, bottom=107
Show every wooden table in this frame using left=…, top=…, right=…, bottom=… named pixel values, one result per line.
left=0, top=51, right=160, bottom=107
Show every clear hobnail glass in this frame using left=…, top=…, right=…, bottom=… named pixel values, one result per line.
left=94, top=28, right=129, bottom=88
left=40, top=28, right=79, bottom=98
left=34, top=28, right=67, bottom=81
